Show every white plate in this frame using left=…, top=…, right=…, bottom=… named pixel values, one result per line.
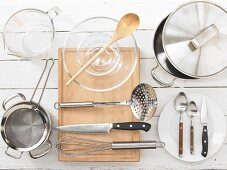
left=158, top=93, right=226, bottom=162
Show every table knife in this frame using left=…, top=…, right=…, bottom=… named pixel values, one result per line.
left=55, top=122, right=151, bottom=133
left=201, top=96, right=208, bottom=157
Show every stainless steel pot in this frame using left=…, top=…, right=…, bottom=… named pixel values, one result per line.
left=1, top=59, right=54, bottom=159
left=152, top=1, right=227, bottom=87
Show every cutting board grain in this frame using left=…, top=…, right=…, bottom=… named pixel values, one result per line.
left=58, top=48, right=140, bottom=162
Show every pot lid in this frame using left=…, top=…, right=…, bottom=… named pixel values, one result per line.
left=163, top=1, right=227, bottom=77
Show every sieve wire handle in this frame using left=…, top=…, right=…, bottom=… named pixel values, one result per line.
left=29, top=140, right=52, bottom=159
left=2, top=93, right=26, bottom=110
left=30, top=59, right=54, bottom=105
left=5, top=147, right=23, bottom=159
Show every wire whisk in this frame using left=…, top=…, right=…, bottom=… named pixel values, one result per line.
left=57, top=136, right=165, bottom=157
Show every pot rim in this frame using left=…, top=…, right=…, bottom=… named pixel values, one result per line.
left=1, top=101, right=51, bottom=152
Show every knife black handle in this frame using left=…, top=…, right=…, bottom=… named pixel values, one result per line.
left=201, top=125, right=208, bottom=157
left=113, top=122, right=151, bottom=132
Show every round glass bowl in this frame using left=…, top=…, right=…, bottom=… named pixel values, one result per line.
left=3, top=7, right=61, bottom=59
left=62, top=17, right=138, bottom=92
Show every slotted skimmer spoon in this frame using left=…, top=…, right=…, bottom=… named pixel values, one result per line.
left=56, top=136, right=165, bottom=157
left=55, top=83, right=157, bottom=121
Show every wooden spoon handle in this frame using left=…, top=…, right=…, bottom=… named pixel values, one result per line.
left=179, top=122, right=183, bottom=157
left=190, top=124, right=194, bottom=154
left=66, top=39, right=114, bottom=86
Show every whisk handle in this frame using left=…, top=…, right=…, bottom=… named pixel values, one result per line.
left=112, top=141, right=165, bottom=149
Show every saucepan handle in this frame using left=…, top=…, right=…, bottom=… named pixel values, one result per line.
left=151, top=66, right=176, bottom=87
left=2, top=93, right=26, bottom=110
left=5, top=147, right=23, bottom=159
left=29, top=140, right=52, bottom=159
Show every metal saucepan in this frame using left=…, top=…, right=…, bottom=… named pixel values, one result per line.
left=1, top=59, right=54, bottom=159
left=152, top=1, right=227, bottom=87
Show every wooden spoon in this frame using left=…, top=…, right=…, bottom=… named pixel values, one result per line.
left=66, top=13, right=140, bottom=86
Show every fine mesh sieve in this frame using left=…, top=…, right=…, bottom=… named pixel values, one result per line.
left=5, top=107, right=45, bottom=148
left=1, top=59, right=54, bottom=159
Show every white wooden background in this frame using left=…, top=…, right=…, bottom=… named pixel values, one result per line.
left=1, top=0, right=227, bottom=169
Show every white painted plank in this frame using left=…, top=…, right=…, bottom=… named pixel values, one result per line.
left=1, top=88, right=227, bottom=118
left=0, top=89, right=57, bottom=117
left=0, top=30, right=155, bottom=60
left=2, top=59, right=227, bottom=89
left=0, top=60, right=58, bottom=88
left=0, top=0, right=179, bottom=31
left=0, top=0, right=226, bottom=31
left=0, top=87, right=227, bottom=117
left=142, top=59, right=227, bottom=88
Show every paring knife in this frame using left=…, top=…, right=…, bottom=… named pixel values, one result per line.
left=55, top=122, right=151, bottom=133
left=201, top=96, right=208, bottom=157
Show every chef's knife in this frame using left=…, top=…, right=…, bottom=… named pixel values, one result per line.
left=201, top=96, right=208, bottom=157
left=55, top=122, right=151, bottom=133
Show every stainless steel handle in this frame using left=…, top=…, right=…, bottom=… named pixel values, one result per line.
left=54, top=101, right=128, bottom=109
left=151, top=66, right=176, bottom=87
left=188, top=24, right=218, bottom=51
left=2, top=93, right=26, bottom=110
left=112, top=141, right=165, bottom=149
left=29, top=140, right=52, bottom=159
left=5, top=147, right=23, bottom=159
left=30, top=59, right=54, bottom=105
left=54, top=101, right=94, bottom=109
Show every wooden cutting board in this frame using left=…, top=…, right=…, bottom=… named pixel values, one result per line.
left=58, top=48, right=140, bottom=162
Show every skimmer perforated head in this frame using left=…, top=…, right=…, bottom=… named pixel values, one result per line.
left=4, top=105, right=46, bottom=150
left=130, top=83, right=157, bottom=121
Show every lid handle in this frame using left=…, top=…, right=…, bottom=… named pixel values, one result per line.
left=188, top=24, right=218, bottom=51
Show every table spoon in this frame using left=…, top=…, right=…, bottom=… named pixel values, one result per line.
left=187, top=101, right=198, bottom=154
left=174, top=92, right=188, bottom=158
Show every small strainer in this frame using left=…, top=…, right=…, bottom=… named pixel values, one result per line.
left=1, top=59, right=54, bottom=159
left=5, top=106, right=45, bottom=148
left=55, top=83, right=158, bottom=121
